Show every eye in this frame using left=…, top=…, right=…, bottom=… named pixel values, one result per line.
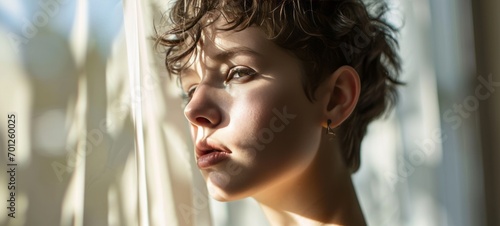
left=226, top=66, right=257, bottom=83
left=182, top=85, right=197, bottom=103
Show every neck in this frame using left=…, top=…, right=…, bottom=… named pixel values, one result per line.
left=253, top=138, right=366, bottom=226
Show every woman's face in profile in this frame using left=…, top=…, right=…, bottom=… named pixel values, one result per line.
left=182, top=23, right=325, bottom=201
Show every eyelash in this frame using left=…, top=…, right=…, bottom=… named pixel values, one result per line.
left=183, top=66, right=257, bottom=103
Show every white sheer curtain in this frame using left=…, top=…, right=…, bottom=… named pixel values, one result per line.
left=0, top=0, right=209, bottom=225
left=0, top=0, right=485, bottom=225
left=354, top=0, right=484, bottom=225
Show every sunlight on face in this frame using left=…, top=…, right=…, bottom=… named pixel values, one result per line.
left=182, top=21, right=324, bottom=201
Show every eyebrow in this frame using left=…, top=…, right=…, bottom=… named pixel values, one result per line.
left=212, top=46, right=264, bottom=61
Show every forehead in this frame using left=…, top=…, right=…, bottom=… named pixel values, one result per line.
left=199, top=21, right=271, bottom=61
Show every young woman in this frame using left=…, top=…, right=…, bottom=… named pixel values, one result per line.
left=157, top=0, right=401, bottom=225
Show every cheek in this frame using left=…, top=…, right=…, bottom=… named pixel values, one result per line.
left=229, top=84, right=288, bottom=147
left=248, top=81, right=319, bottom=154
left=229, top=81, right=321, bottom=175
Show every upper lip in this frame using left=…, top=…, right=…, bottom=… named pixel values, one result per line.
left=195, top=139, right=231, bottom=158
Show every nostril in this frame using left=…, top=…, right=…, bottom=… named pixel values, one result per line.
left=196, top=117, right=210, bottom=124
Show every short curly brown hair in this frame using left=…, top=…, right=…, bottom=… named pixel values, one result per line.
left=156, top=0, right=402, bottom=173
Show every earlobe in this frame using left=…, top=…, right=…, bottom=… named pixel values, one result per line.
left=322, top=66, right=361, bottom=128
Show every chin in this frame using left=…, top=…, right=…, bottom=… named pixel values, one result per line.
left=206, top=181, right=237, bottom=202
left=205, top=175, right=255, bottom=202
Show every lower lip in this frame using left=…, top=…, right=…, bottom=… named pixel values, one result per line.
left=197, top=151, right=230, bottom=169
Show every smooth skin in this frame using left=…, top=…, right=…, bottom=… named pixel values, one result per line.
left=181, top=19, right=365, bottom=226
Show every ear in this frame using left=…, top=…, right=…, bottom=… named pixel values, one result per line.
left=318, top=66, right=361, bottom=129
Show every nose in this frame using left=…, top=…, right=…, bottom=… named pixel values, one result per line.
left=183, top=84, right=222, bottom=128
